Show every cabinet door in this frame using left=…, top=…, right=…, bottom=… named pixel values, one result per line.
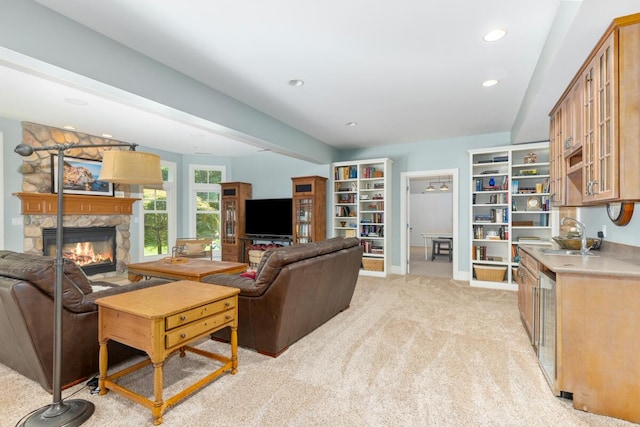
left=549, top=106, right=565, bottom=206
left=517, top=262, right=538, bottom=347
left=583, top=35, right=618, bottom=202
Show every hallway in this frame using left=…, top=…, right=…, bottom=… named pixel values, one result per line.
left=408, top=245, right=453, bottom=278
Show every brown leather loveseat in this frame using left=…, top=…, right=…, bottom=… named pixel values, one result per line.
left=0, top=250, right=169, bottom=392
left=201, top=237, right=363, bottom=356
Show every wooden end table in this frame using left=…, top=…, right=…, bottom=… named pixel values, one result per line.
left=96, top=280, right=240, bottom=425
left=127, top=258, right=247, bottom=282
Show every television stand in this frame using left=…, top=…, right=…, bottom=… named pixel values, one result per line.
left=239, top=236, right=293, bottom=263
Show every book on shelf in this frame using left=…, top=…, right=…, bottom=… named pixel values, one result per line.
left=518, top=236, right=540, bottom=241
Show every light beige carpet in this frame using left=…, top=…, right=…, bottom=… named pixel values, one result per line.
left=1, top=275, right=634, bottom=426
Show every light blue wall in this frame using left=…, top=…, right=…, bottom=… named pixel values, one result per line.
left=1, top=117, right=26, bottom=252
left=578, top=204, right=640, bottom=247
left=231, top=151, right=327, bottom=199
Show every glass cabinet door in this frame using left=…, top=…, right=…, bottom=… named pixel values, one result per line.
left=295, top=198, right=313, bottom=244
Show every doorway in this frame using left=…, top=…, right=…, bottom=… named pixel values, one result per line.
left=400, top=169, right=459, bottom=279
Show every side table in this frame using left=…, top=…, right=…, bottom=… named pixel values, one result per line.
left=96, top=280, right=240, bottom=425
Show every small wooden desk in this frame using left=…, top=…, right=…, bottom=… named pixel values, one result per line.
left=127, top=258, right=247, bottom=282
left=421, top=232, right=453, bottom=260
left=96, top=281, right=240, bottom=425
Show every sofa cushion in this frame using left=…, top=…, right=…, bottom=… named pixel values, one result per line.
left=240, top=270, right=257, bottom=280
left=184, top=242, right=206, bottom=255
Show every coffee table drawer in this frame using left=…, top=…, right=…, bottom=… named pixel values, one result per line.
left=166, top=310, right=235, bottom=348
left=165, top=297, right=236, bottom=330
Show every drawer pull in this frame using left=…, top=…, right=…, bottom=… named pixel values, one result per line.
left=180, top=333, right=186, bottom=339
left=225, top=315, right=231, bottom=320
left=225, top=301, right=231, bottom=307
left=180, top=315, right=186, bottom=321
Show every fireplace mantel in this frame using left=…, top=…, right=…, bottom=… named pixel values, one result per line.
left=15, top=192, right=139, bottom=215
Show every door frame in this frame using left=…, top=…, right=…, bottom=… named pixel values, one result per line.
left=399, top=169, right=460, bottom=279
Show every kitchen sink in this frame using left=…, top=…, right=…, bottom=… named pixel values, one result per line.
left=542, top=249, right=598, bottom=257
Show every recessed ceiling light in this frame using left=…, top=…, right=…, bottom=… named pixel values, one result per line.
left=346, top=122, right=358, bottom=127
left=482, top=79, right=499, bottom=87
left=62, top=125, right=76, bottom=130
left=64, top=97, right=88, bottom=106
left=483, top=29, right=507, bottom=42
left=288, top=79, right=304, bottom=87
left=101, top=133, right=113, bottom=138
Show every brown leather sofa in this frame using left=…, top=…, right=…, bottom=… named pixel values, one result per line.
left=201, top=237, right=363, bottom=357
left=0, top=250, right=169, bottom=393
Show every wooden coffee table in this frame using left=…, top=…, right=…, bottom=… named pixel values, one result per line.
left=127, top=258, right=247, bottom=282
left=96, top=280, right=240, bottom=425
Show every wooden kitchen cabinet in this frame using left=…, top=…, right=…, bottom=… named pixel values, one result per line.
left=549, top=12, right=640, bottom=204
left=549, top=106, right=565, bottom=206
left=518, top=245, right=640, bottom=423
left=516, top=250, right=539, bottom=348
left=559, top=274, right=640, bottom=423
left=582, top=35, right=617, bottom=202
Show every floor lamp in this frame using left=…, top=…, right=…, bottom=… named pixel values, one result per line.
left=14, top=142, right=162, bottom=427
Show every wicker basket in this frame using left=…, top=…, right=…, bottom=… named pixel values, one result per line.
left=474, top=265, right=507, bottom=282
left=362, top=258, right=384, bottom=271
left=248, top=250, right=265, bottom=269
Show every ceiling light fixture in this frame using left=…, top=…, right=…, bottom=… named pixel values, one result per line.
left=102, top=133, right=113, bottom=138
left=423, top=176, right=452, bottom=193
left=288, top=79, right=304, bottom=87
left=62, top=125, right=76, bottom=130
left=482, top=79, right=499, bottom=87
left=483, top=29, right=507, bottom=42
left=346, top=122, right=358, bottom=127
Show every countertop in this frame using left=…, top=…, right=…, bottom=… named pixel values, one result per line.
left=520, top=244, right=640, bottom=278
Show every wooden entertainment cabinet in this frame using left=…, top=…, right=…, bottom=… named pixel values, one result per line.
left=292, top=176, right=327, bottom=244
left=220, top=182, right=252, bottom=262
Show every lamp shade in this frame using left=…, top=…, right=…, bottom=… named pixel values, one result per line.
left=99, top=150, right=163, bottom=184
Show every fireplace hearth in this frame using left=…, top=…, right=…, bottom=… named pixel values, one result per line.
left=43, top=227, right=117, bottom=275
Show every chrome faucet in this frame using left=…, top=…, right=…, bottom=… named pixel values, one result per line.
left=561, top=217, right=589, bottom=255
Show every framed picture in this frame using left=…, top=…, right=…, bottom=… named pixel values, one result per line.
left=51, top=154, right=114, bottom=196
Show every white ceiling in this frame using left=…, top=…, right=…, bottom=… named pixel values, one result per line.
left=1, top=1, right=638, bottom=157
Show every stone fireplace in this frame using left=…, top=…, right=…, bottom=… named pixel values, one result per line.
left=17, top=122, right=138, bottom=274
left=43, top=226, right=117, bottom=275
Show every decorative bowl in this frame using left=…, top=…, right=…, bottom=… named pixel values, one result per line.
left=552, top=236, right=601, bottom=250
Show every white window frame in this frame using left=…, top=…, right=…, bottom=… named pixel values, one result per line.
left=188, top=165, right=226, bottom=258
left=138, top=160, right=177, bottom=261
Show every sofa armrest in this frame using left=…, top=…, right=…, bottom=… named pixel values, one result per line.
left=200, top=274, right=267, bottom=297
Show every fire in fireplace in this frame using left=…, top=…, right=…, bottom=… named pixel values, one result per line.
left=42, top=226, right=117, bottom=275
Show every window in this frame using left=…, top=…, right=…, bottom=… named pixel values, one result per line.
left=189, top=165, right=225, bottom=258
left=140, top=162, right=176, bottom=259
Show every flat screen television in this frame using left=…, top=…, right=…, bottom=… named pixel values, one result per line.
left=245, top=198, right=293, bottom=237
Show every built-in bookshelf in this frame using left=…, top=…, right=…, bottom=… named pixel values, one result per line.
left=331, top=158, right=392, bottom=277
left=469, top=142, right=551, bottom=290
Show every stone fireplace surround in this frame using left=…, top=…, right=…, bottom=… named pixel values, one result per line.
left=17, top=122, right=137, bottom=274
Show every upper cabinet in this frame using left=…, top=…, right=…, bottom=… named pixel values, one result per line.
left=549, top=12, right=640, bottom=205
